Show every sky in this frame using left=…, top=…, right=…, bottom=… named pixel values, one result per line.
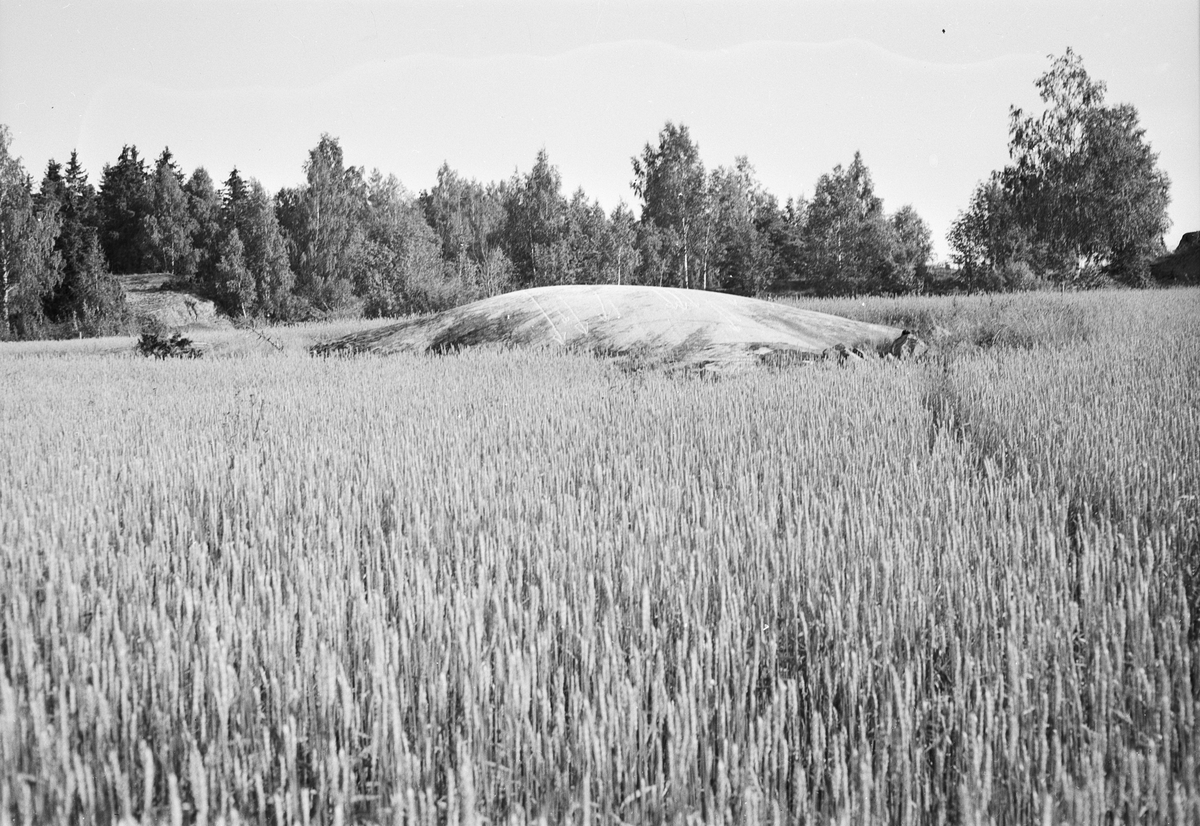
left=1, top=1, right=1197, bottom=261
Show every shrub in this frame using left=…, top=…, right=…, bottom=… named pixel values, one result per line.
left=135, top=330, right=203, bottom=358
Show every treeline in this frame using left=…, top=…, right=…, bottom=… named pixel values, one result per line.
left=0, top=123, right=936, bottom=340
left=0, top=51, right=1178, bottom=340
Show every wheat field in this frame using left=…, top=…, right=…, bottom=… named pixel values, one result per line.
left=1, top=289, right=1198, bottom=824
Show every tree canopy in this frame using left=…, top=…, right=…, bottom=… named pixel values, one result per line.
left=1, top=126, right=62, bottom=338
left=950, top=49, right=1171, bottom=287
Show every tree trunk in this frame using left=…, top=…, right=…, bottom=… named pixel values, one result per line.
left=1, top=220, right=9, bottom=339
left=682, top=216, right=690, bottom=289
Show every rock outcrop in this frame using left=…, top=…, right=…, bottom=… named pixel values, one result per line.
left=315, top=284, right=923, bottom=371
left=121, top=274, right=232, bottom=331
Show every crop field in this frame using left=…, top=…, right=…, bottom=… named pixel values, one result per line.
left=1, top=288, right=1198, bottom=824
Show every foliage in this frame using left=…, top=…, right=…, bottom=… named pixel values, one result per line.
left=797, top=151, right=924, bottom=295
left=143, top=148, right=198, bottom=277
left=499, top=148, right=568, bottom=286
left=212, top=227, right=253, bottom=314
left=184, top=167, right=223, bottom=284
left=277, top=134, right=369, bottom=311
left=1, top=74, right=1180, bottom=343
left=217, top=175, right=298, bottom=319
left=419, top=162, right=508, bottom=272
left=950, top=50, right=1171, bottom=287
left=36, top=152, right=108, bottom=328
left=946, top=171, right=1033, bottom=281
left=360, top=171, right=450, bottom=316
left=707, top=157, right=784, bottom=295
left=0, top=126, right=63, bottom=339
left=888, top=204, right=933, bottom=291
left=98, top=144, right=153, bottom=274
left=135, top=329, right=202, bottom=358
left=67, top=232, right=132, bottom=336
left=34, top=155, right=130, bottom=337
left=497, top=150, right=644, bottom=290
left=632, top=122, right=709, bottom=288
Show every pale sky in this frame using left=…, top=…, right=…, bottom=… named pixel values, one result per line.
left=1, top=1, right=1197, bottom=261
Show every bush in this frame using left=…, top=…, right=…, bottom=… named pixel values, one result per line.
left=136, top=331, right=203, bottom=359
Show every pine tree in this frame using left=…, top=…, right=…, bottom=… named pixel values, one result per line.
left=222, top=167, right=249, bottom=210
left=69, top=231, right=130, bottom=336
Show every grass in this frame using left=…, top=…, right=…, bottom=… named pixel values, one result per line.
left=788, top=291, right=1098, bottom=351
left=1, top=288, right=1197, bottom=824
left=0, top=317, right=398, bottom=359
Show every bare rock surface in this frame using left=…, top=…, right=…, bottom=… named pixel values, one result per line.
left=121, top=274, right=232, bottom=331
left=315, top=284, right=921, bottom=370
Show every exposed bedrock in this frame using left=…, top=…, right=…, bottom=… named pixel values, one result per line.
left=314, top=284, right=925, bottom=370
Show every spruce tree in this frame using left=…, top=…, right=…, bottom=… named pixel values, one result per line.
left=98, top=145, right=152, bottom=273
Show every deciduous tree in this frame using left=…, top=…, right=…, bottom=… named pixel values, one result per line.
left=606, top=204, right=640, bottom=286
left=206, top=171, right=296, bottom=318
left=144, top=148, right=198, bottom=276
left=708, top=157, right=783, bottom=295
left=277, top=135, right=369, bottom=311
left=185, top=168, right=222, bottom=285
left=419, top=163, right=507, bottom=277
left=800, top=152, right=899, bottom=294
left=888, top=204, right=933, bottom=292
left=632, top=122, right=709, bottom=289
left=947, top=171, right=1034, bottom=287
left=1, top=127, right=62, bottom=338
left=361, top=170, right=449, bottom=316
left=500, top=149, right=568, bottom=286
left=950, top=49, right=1171, bottom=286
